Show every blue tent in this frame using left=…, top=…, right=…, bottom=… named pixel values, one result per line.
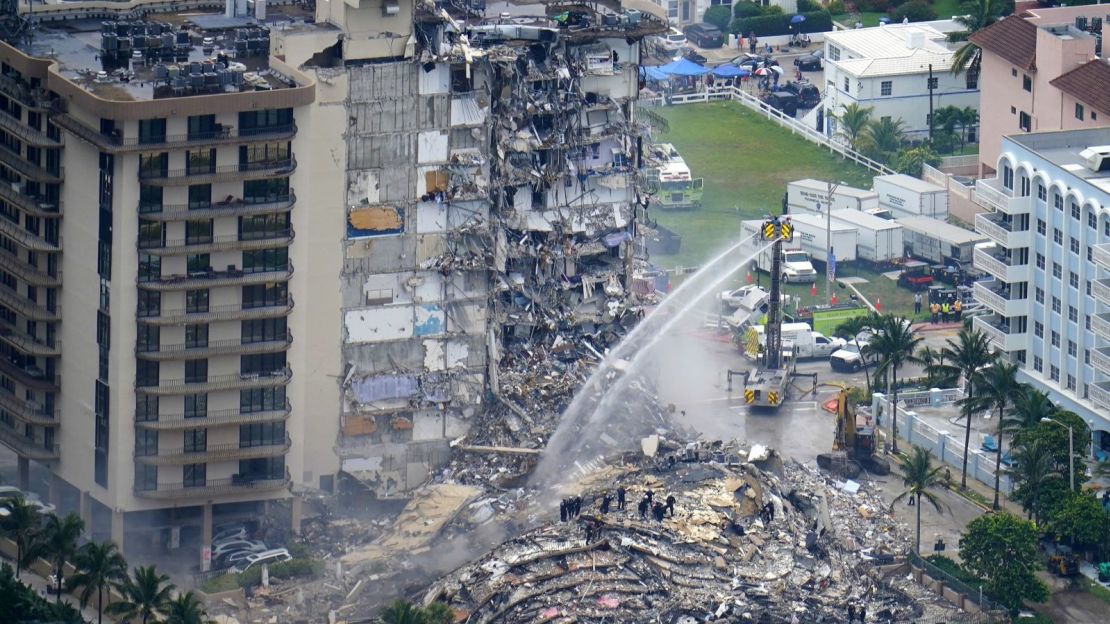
left=640, top=66, right=670, bottom=82
left=711, top=64, right=751, bottom=78
left=657, top=58, right=710, bottom=77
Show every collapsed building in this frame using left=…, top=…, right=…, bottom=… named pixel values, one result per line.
left=275, top=0, right=669, bottom=493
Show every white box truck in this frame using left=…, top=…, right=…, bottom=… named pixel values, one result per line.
left=740, top=220, right=818, bottom=282
left=898, top=215, right=987, bottom=266
left=873, top=174, right=948, bottom=220
left=830, top=209, right=904, bottom=263
left=781, top=212, right=858, bottom=264
left=747, top=322, right=847, bottom=360
left=786, top=179, right=879, bottom=216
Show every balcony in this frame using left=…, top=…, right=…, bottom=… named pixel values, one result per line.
left=1094, top=243, right=1110, bottom=272
left=0, top=73, right=50, bottom=110
left=135, top=366, right=291, bottom=396
left=0, top=424, right=58, bottom=460
left=974, top=212, right=1032, bottom=248
left=0, top=389, right=56, bottom=426
left=0, top=287, right=59, bottom=321
left=134, top=436, right=291, bottom=466
left=1, top=254, right=61, bottom=287
left=134, top=403, right=291, bottom=431
left=0, top=113, right=62, bottom=148
left=972, top=245, right=1031, bottom=283
left=52, top=113, right=296, bottom=153
left=0, top=152, right=63, bottom=184
left=137, top=230, right=294, bottom=256
left=974, top=178, right=1031, bottom=214
left=133, top=472, right=290, bottom=500
left=972, top=314, right=1028, bottom=352
left=1091, top=381, right=1110, bottom=411
left=137, top=298, right=293, bottom=326
left=1091, top=347, right=1110, bottom=376
left=0, top=358, right=59, bottom=391
left=136, top=331, right=292, bottom=361
left=138, top=158, right=296, bottom=186
left=137, top=263, right=293, bottom=291
left=0, top=180, right=62, bottom=217
left=972, top=281, right=1027, bottom=317
left=0, top=216, right=59, bottom=251
left=138, top=193, right=295, bottom=222
left=1094, top=278, right=1110, bottom=307
left=1093, top=313, right=1110, bottom=342
left=0, top=325, right=60, bottom=357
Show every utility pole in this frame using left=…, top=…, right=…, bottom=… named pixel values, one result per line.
left=823, top=181, right=841, bottom=305
left=928, top=64, right=935, bottom=143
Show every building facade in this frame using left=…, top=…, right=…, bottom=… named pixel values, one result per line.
left=971, top=128, right=1110, bottom=459
left=823, top=23, right=978, bottom=140
left=970, top=7, right=1110, bottom=177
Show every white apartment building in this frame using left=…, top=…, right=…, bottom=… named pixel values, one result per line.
left=823, top=23, right=979, bottom=140
left=971, top=128, right=1110, bottom=459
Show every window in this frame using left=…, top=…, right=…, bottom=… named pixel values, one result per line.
left=241, top=387, right=286, bottom=413
left=242, top=317, right=286, bottom=344
left=1037, top=219, right=1046, bottom=235
left=829, top=46, right=840, bottom=61
left=843, top=76, right=850, bottom=92
left=966, top=70, right=978, bottom=89
left=1002, top=165, right=1013, bottom=189
left=880, top=81, right=892, bottom=96
left=243, top=177, right=289, bottom=203
left=1037, top=183, right=1046, bottom=201
left=185, top=394, right=206, bottom=418
left=242, top=283, right=287, bottom=309
left=136, top=325, right=159, bottom=352
left=138, top=253, right=160, bottom=282
left=238, top=108, right=293, bottom=133
left=1052, top=297, right=1060, bottom=313
left=1070, top=237, right=1080, bottom=254
left=1053, top=229, right=1062, bottom=244
left=187, top=114, right=217, bottom=140
left=139, top=152, right=168, bottom=178
left=1067, top=375, right=1076, bottom=390
left=242, top=352, right=285, bottom=375
left=1069, top=306, right=1078, bottom=322
left=1089, top=247, right=1094, bottom=261
left=136, top=360, right=159, bottom=387
left=186, top=253, right=210, bottom=275
left=1068, top=340, right=1077, bottom=356
left=1087, top=316, right=1092, bottom=330
left=1090, top=213, right=1098, bottom=229
left=135, top=429, right=158, bottom=456
left=136, top=396, right=159, bottom=422
left=239, top=213, right=290, bottom=240
left=186, top=289, right=209, bottom=313
left=1034, top=321, right=1043, bottom=337
left=240, top=422, right=285, bottom=448
left=188, top=184, right=211, bottom=209
left=240, top=142, right=290, bottom=166
left=1035, top=287, right=1044, bottom=303
left=184, top=428, right=207, bottom=453
left=1054, top=193, right=1063, bottom=211
left=1033, top=355, right=1043, bottom=371
left=1012, top=68, right=1018, bottom=77
left=1022, top=75, right=1032, bottom=91
left=186, top=148, right=215, bottom=175
left=1076, top=103, right=1085, bottom=121
left=240, top=456, right=284, bottom=481
left=1050, top=365, right=1059, bottom=381
left=185, top=324, right=208, bottom=348
left=1071, top=202, right=1080, bottom=220
left=1053, top=262, right=1062, bottom=278
left=242, top=248, right=288, bottom=273
left=1070, top=272, right=1079, bottom=287
left=185, top=359, right=207, bottom=383
left=1019, top=111, right=1031, bottom=131
left=1088, top=281, right=1093, bottom=295
left=139, top=185, right=162, bottom=212
left=138, top=118, right=166, bottom=144
left=1051, top=331, right=1059, bottom=347
left=135, top=465, right=157, bottom=491
left=185, top=220, right=213, bottom=245
left=184, top=463, right=206, bottom=487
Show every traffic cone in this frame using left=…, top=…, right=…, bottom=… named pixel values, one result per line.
left=810, top=283, right=817, bottom=297
left=746, top=272, right=753, bottom=284
left=830, top=293, right=837, bottom=305
left=876, top=298, right=882, bottom=311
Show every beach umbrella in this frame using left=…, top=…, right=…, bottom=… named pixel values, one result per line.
left=790, top=15, right=806, bottom=24
left=753, top=67, right=771, bottom=76
left=769, top=65, right=785, bottom=75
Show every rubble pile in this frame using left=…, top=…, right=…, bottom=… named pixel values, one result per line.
left=420, top=440, right=968, bottom=623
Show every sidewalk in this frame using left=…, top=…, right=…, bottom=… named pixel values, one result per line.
left=0, top=552, right=108, bottom=622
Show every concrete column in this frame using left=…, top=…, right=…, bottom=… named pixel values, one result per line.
left=201, top=502, right=213, bottom=545
left=17, top=456, right=29, bottom=491
left=905, top=411, right=916, bottom=445
left=929, top=387, right=942, bottom=407
left=79, top=491, right=92, bottom=528
left=111, top=509, right=125, bottom=555
left=290, top=495, right=303, bottom=537
left=48, top=473, right=63, bottom=506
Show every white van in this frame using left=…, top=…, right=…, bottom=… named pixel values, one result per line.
left=231, top=548, right=292, bottom=574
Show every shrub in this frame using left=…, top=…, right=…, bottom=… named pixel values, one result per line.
left=202, top=574, right=239, bottom=594
left=856, top=0, right=891, bottom=12
left=704, top=5, right=733, bottom=31
left=797, top=0, right=822, bottom=12
left=202, top=558, right=322, bottom=592
left=733, top=1, right=763, bottom=18
left=827, top=0, right=846, bottom=13
left=765, top=5, right=784, bottom=14
left=892, top=0, right=937, bottom=23
left=730, top=10, right=833, bottom=36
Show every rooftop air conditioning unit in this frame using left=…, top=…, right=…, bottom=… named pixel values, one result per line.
left=1079, top=145, right=1110, bottom=172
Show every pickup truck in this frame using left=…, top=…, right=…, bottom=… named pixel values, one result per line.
left=829, top=341, right=878, bottom=372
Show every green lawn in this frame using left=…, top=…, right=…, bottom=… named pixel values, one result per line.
left=931, top=0, right=963, bottom=19
left=652, top=101, right=928, bottom=317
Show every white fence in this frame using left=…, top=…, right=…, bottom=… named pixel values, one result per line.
left=870, top=390, right=1014, bottom=495
left=641, top=86, right=896, bottom=176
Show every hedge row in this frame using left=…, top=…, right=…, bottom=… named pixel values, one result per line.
left=203, top=558, right=322, bottom=593
left=728, top=11, right=833, bottom=37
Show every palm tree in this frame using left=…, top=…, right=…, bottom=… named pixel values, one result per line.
left=68, top=541, right=128, bottom=624
left=940, top=327, right=995, bottom=489
left=869, top=315, right=923, bottom=454
left=1007, top=386, right=1055, bottom=432
left=832, top=102, right=873, bottom=150
left=382, top=600, right=424, bottom=624
left=0, top=496, right=42, bottom=578
left=107, top=565, right=175, bottom=624
left=37, top=512, right=85, bottom=602
left=892, top=445, right=946, bottom=552
left=949, top=0, right=1013, bottom=76
left=835, top=314, right=878, bottom=392
left=961, top=106, right=979, bottom=146
left=931, top=106, right=962, bottom=152
left=861, top=117, right=906, bottom=162
left=164, top=591, right=212, bottom=624
left=1010, top=438, right=1060, bottom=525
left=962, top=361, right=1020, bottom=509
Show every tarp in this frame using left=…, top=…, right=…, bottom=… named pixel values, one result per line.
left=711, top=64, right=751, bottom=78
left=657, top=58, right=710, bottom=77
left=640, top=66, right=670, bottom=82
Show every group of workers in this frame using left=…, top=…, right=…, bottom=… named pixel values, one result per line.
left=929, top=297, right=962, bottom=324
left=559, top=486, right=678, bottom=527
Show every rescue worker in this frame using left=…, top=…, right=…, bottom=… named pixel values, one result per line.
left=560, top=499, right=568, bottom=522
left=666, top=494, right=676, bottom=518
left=913, top=292, right=922, bottom=315
left=617, top=486, right=626, bottom=511
left=930, top=301, right=940, bottom=324
left=941, top=301, right=950, bottom=323
left=573, top=496, right=582, bottom=517
left=638, top=497, right=648, bottom=519
left=645, top=488, right=654, bottom=505
left=600, top=493, right=612, bottom=514
left=847, top=604, right=855, bottom=622
left=953, top=298, right=962, bottom=320
left=652, top=501, right=666, bottom=522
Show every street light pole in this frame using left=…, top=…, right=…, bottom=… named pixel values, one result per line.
left=824, top=181, right=841, bottom=305
left=1042, top=417, right=1075, bottom=492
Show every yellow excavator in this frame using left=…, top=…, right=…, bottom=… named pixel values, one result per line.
left=816, top=388, right=891, bottom=478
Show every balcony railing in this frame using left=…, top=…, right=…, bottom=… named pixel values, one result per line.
left=972, top=246, right=1030, bottom=283
left=0, top=325, right=61, bottom=357
left=1093, top=313, right=1110, bottom=342
left=138, top=158, right=296, bottom=185
left=135, top=366, right=291, bottom=395
left=0, top=112, right=62, bottom=148
left=0, top=179, right=62, bottom=217
left=972, top=281, right=1025, bottom=317
left=0, top=287, right=59, bottom=321
left=1091, top=347, right=1110, bottom=376
left=134, top=436, right=291, bottom=465
left=52, top=113, right=296, bottom=153
left=972, top=314, right=1027, bottom=353
left=133, top=471, right=290, bottom=500
left=136, top=331, right=292, bottom=360
left=1094, top=278, right=1110, bottom=307
left=138, top=193, right=295, bottom=221
left=135, top=403, right=290, bottom=430
left=137, top=298, right=293, bottom=325
left=137, top=230, right=294, bottom=255
left=1, top=255, right=61, bottom=287
left=0, top=424, right=58, bottom=460
left=0, top=151, right=63, bottom=183
left=0, top=358, right=59, bottom=391
left=1090, top=381, right=1110, bottom=411
left=0, top=215, right=59, bottom=251
left=0, top=388, right=56, bottom=425
left=0, top=73, right=51, bottom=110
left=974, top=212, right=1031, bottom=248
left=974, top=178, right=1010, bottom=212
left=137, top=263, right=293, bottom=291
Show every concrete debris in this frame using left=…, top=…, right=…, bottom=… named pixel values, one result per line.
left=418, top=440, right=969, bottom=623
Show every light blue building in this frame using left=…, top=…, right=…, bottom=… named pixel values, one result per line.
left=971, top=128, right=1110, bottom=460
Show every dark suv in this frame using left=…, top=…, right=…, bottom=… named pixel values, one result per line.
left=683, top=23, right=724, bottom=49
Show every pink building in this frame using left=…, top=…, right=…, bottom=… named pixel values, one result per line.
left=971, top=7, right=1110, bottom=176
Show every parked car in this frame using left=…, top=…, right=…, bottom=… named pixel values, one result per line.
left=793, top=50, right=823, bottom=71
left=231, top=548, right=292, bottom=574
left=761, top=91, right=799, bottom=117
left=23, top=493, right=56, bottom=515
left=0, top=485, right=23, bottom=501
left=829, top=341, right=878, bottom=372
left=732, top=53, right=773, bottom=70
left=212, top=524, right=250, bottom=544
left=683, top=23, right=724, bottom=49
left=780, top=81, right=821, bottom=108
left=656, top=28, right=687, bottom=53
left=217, top=550, right=257, bottom=569
left=678, top=47, right=708, bottom=65
left=212, top=540, right=267, bottom=558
